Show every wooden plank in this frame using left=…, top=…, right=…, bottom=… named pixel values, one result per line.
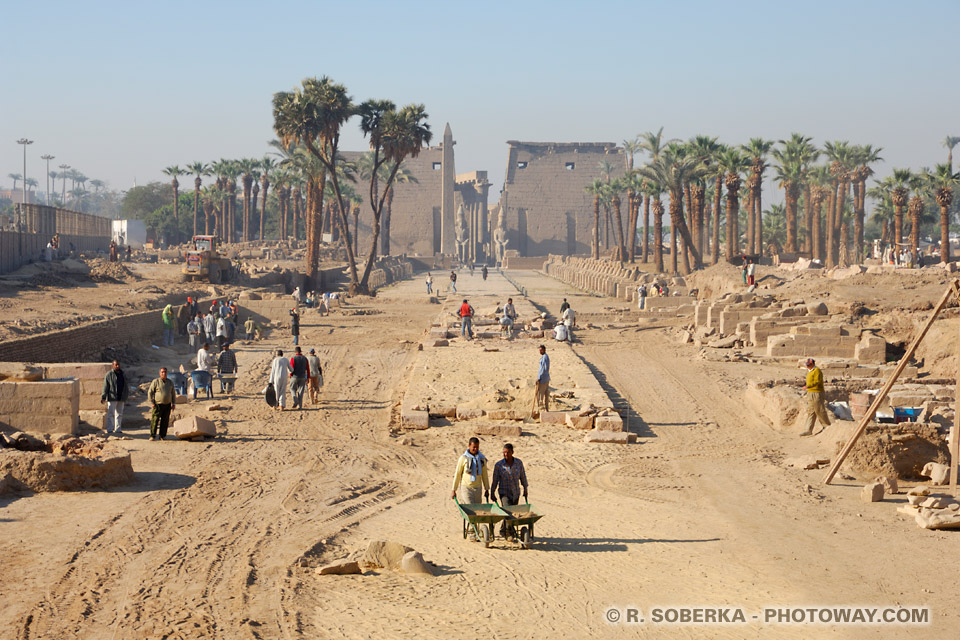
left=952, top=281, right=960, bottom=495
left=823, top=280, right=959, bottom=484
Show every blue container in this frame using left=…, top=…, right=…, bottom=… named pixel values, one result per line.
left=893, top=407, right=922, bottom=423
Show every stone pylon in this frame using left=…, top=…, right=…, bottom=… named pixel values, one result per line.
left=440, top=123, right=456, bottom=255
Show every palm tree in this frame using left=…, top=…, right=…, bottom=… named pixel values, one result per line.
left=222, top=161, right=241, bottom=244
left=608, top=178, right=628, bottom=263
left=237, top=158, right=259, bottom=242
left=584, top=179, right=604, bottom=259
left=650, top=185, right=665, bottom=272
left=89, top=179, right=105, bottom=193
left=823, top=141, right=854, bottom=267
left=25, top=177, right=38, bottom=191
left=762, top=203, right=787, bottom=251
left=640, top=179, right=656, bottom=264
left=908, top=192, right=925, bottom=261
left=943, top=136, right=960, bottom=172
left=622, top=172, right=644, bottom=262
left=8, top=173, right=22, bottom=190
left=637, top=146, right=707, bottom=273
left=742, top=138, right=773, bottom=254
left=259, top=157, right=277, bottom=241
left=886, top=168, right=913, bottom=254
left=709, top=143, right=729, bottom=264
left=273, top=76, right=362, bottom=289
left=689, top=135, right=721, bottom=258
left=162, top=166, right=184, bottom=243
left=717, top=148, right=748, bottom=263
left=850, top=145, right=883, bottom=262
left=928, top=163, right=960, bottom=263
left=597, top=160, right=617, bottom=249
left=186, top=162, right=208, bottom=237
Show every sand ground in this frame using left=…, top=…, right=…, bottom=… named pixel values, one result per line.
left=2, top=268, right=958, bottom=639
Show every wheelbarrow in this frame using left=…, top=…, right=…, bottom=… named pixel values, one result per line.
left=454, top=498, right=509, bottom=548
left=496, top=499, right=544, bottom=550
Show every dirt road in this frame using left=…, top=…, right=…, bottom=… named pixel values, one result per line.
left=2, top=270, right=956, bottom=639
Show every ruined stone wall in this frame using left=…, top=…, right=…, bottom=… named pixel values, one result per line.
left=499, top=142, right=622, bottom=257
left=0, top=298, right=217, bottom=363
left=343, top=148, right=445, bottom=256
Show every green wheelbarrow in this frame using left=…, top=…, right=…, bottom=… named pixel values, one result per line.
left=496, top=499, right=544, bottom=550
left=454, top=498, right=509, bottom=548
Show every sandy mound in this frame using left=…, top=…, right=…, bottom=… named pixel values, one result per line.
left=88, top=258, right=141, bottom=283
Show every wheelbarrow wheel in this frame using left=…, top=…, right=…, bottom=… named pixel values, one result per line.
left=481, top=525, right=492, bottom=548
left=520, top=527, right=531, bottom=549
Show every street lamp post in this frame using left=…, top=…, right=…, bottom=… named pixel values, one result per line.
left=41, top=154, right=54, bottom=205
left=16, top=138, right=34, bottom=205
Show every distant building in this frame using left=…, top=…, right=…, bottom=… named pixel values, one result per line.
left=0, top=189, right=36, bottom=205
left=496, top=141, right=622, bottom=257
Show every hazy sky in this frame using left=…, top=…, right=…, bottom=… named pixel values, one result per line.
left=3, top=0, right=959, bottom=202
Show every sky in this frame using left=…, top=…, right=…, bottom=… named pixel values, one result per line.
left=2, top=0, right=959, bottom=203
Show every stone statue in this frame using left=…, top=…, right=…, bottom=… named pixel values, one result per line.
left=493, top=203, right=509, bottom=265
left=455, top=204, right=469, bottom=262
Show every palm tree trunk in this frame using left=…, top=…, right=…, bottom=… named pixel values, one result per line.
left=642, top=195, right=651, bottom=264
left=726, top=183, right=739, bottom=263
left=670, top=189, right=697, bottom=273
left=353, top=204, right=360, bottom=257
left=684, top=183, right=695, bottom=251
left=259, top=179, right=269, bottom=242
left=653, top=199, right=664, bottom=272
left=941, top=203, right=951, bottom=263
left=893, top=203, right=903, bottom=252
left=812, top=199, right=822, bottom=263
left=803, top=184, right=813, bottom=257
left=592, top=194, right=600, bottom=260
left=603, top=205, right=611, bottom=250
left=193, top=178, right=201, bottom=237
left=171, top=178, right=180, bottom=245
left=382, top=186, right=394, bottom=255
left=853, top=180, right=865, bottom=263
left=839, top=223, right=849, bottom=267
left=612, top=195, right=626, bottom=263
left=627, top=193, right=639, bottom=262
left=713, top=176, right=722, bottom=264
left=292, top=187, right=301, bottom=241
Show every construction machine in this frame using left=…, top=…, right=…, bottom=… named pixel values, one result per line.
left=181, top=235, right=233, bottom=283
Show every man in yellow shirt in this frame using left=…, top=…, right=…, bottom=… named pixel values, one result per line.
left=800, top=358, right=831, bottom=436
left=451, top=437, right=490, bottom=504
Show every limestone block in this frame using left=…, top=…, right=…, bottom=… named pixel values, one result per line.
left=79, top=410, right=106, bottom=430
left=565, top=414, right=595, bottom=430
left=915, top=508, right=960, bottom=530
left=876, top=475, right=899, bottom=495
left=487, top=409, right=525, bottom=421
left=780, top=306, right=808, bottom=318
left=315, top=559, right=361, bottom=575
left=907, top=485, right=931, bottom=497
left=455, top=407, right=485, bottom=421
left=539, top=411, right=570, bottom=425
left=807, top=302, right=828, bottom=315
left=361, top=540, right=414, bottom=570
left=431, top=339, right=449, bottom=347
left=921, top=462, right=950, bottom=485
left=402, top=408, right=430, bottom=430
left=594, top=415, right=624, bottom=432
left=172, top=416, right=217, bottom=439
left=584, top=430, right=637, bottom=444
left=474, top=423, right=523, bottom=438
left=0, top=363, right=44, bottom=381
left=429, top=405, right=457, bottom=418
left=860, top=482, right=884, bottom=502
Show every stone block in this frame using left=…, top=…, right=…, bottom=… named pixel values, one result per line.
left=474, top=423, right=523, bottom=437
left=79, top=410, right=106, bottom=430
left=860, top=482, right=884, bottom=502
left=922, top=462, right=950, bottom=485
left=584, top=430, right=637, bottom=444
left=565, top=414, right=595, bottom=430
left=315, top=559, right=362, bottom=575
left=0, top=363, right=43, bottom=381
left=539, top=411, right=570, bottom=425
left=487, top=409, right=526, bottom=421
left=455, top=407, right=485, bottom=421
left=172, top=416, right=217, bottom=439
left=875, top=475, right=898, bottom=495
left=402, top=408, right=430, bottom=430
left=429, top=405, right=457, bottom=418
left=807, top=302, right=828, bottom=315
left=432, top=339, right=449, bottom=347
left=594, top=415, right=624, bottom=432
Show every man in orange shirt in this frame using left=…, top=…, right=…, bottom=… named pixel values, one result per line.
left=459, top=299, right=474, bottom=340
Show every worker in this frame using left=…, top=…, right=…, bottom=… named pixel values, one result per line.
left=491, top=443, right=528, bottom=541
left=533, top=344, right=550, bottom=415
left=459, top=299, right=474, bottom=340
left=425, top=272, right=433, bottom=294
left=559, top=298, right=570, bottom=315
left=307, top=348, right=323, bottom=405
left=187, top=314, right=201, bottom=348
left=268, top=349, right=291, bottom=412
left=450, top=437, right=490, bottom=540
left=637, top=283, right=647, bottom=310
left=217, top=343, right=238, bottom=393
left=561, top=304, right=576, bottom=342
left=290, top=308, right=300, bottom=346
left=450, top=270, right=457, bottom=293
left=481, top=265, right=488, bottom=280
left=161, top=304, right=175, bottom=346
left=147, top=367, right=175, bottom=441
left=800, top=358, right=831, bottom=436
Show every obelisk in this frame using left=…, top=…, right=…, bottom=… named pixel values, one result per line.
left=440, top=123, right=456, bottom=255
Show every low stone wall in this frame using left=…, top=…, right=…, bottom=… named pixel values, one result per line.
left=41, top=363, right=112, bottom=412
left=503, top=256, right=547, bottom=270
left=766, top=324, right=886, bottom=363
left=0, top=379, right=79, bottom=435
left=0, top=298, right=217, bottom=363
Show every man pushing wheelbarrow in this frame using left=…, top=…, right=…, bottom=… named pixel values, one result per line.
left=451, top=437, right=490, bottom=542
